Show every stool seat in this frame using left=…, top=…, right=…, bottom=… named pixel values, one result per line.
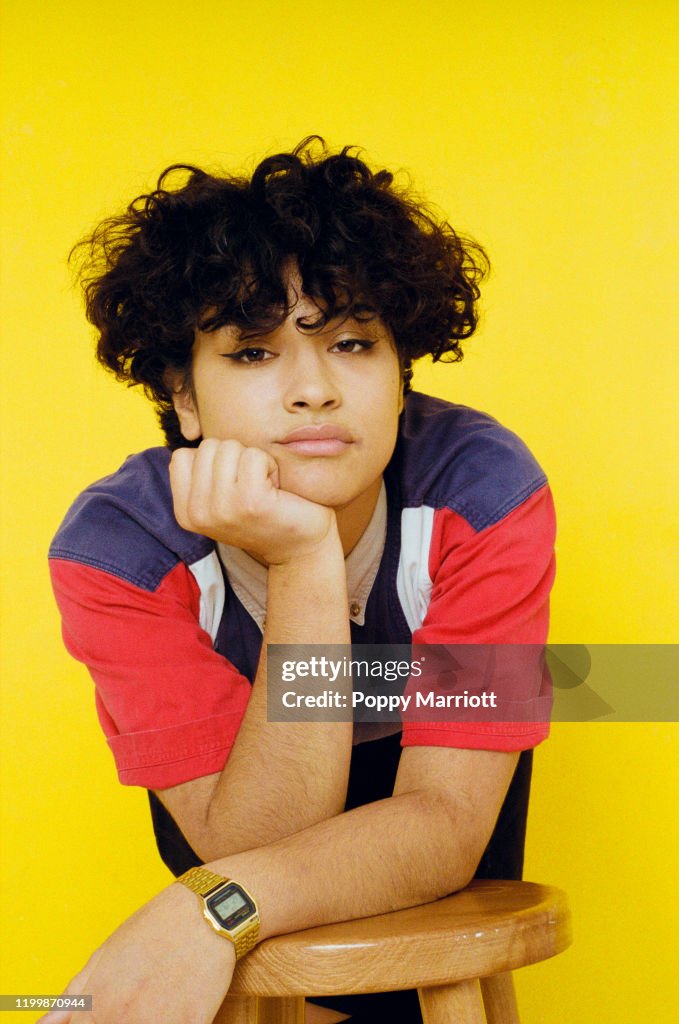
left=218, top=880, right=571, bottom=1022
left=230, top=880, right=570, bottom=996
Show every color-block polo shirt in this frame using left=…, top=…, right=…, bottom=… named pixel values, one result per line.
left=49, top=391, right=556, bottom=792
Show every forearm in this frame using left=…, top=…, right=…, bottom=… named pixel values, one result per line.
left=201, top=526, right=353, bottom=858
left=42, top=756, right=514, bottom=1024
left=40, top=796, right=452, bottom=1024
left=199, top=789, right=477, bottom=942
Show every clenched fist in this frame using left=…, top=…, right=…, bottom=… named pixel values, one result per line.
left=170, top=439, right=337, bottom=565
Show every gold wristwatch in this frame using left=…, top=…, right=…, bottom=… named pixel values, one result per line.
left=178, top=867, right=260, bottom=959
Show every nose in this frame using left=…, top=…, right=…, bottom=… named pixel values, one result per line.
left=283, top=342, right=341, bottom=412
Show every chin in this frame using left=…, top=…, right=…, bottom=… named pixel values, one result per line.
left=279, top=466, right=356, bottom=508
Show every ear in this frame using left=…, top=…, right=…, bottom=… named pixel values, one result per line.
left=398, top=359, right=412, bottom=414
left=166, top=372, right=202, bottom=441
left=397, top=371, right=407, bottom=415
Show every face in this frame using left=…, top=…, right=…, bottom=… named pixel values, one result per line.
left=171, top=279, right=404, bottom=542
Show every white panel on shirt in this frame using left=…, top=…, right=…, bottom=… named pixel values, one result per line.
left=188, top=551, right=226, bottom=644
left=397, top=506, right=435, bottom=633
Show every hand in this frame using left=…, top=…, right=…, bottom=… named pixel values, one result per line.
left=170, top=439, right=337, bottom=565
left=37, top=883, right=235, bottom=1024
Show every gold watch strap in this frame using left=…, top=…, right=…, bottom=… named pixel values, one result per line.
left=178, top=866, right=227, bottom=898
left=178, top=867, right=260, bottom=959
left=232, top=923, right=260, bottom=959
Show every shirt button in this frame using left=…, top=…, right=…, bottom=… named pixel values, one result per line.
left=350, top=601, right=361, bottom=617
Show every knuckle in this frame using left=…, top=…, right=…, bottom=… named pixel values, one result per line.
left=198, top=437, right=219, bottom=453
left=243, top=444, right=265, bottom=460
left=241, top=496, right=264, bottom=518
left=216, top=438, right=242, bottom=458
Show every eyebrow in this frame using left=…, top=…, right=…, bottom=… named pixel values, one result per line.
left=295, top=314, right=380, bottom=332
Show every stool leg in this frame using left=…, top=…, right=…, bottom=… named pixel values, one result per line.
left=418, top=979, right=486, bottom=1024
left=212, top=994, right=258, bottom=1023
left=257, top=996, right=305, bottom=1024
left=480, top=972, right=520, bottom=1024
left=212, top=995, right=305, bottom=1023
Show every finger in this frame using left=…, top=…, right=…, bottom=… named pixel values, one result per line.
left=169, top=447, right=197, bottom=528
left=189, top=438, right=244, bottom=525
left=235, top=446, right=280, bottom=498
left=36, top=958, right=97, bottom=1023
left=39, top=1015, right=95, bottom=1024
left=202, top=438, right=261, bottom=520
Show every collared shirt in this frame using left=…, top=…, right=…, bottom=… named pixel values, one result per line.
left=49, top=392, right=556, bottom=789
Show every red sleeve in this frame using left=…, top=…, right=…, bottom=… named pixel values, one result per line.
left=49, top=558, right=252, bottom=788
left=401, top=484, right=556, bottom=752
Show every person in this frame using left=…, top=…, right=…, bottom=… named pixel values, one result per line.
left=44, top=136, right=556, bottom=1024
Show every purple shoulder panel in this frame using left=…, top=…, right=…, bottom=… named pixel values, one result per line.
left=387, top=392, right=548, bottom=532
left=48, top=448, right=214, bottom=591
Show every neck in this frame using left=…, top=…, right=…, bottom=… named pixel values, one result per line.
left=335, top=477, right=383, bottom=557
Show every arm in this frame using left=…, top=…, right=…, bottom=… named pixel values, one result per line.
left=40, top=745, right=517, bottom=1024
left=155, top=439, right=354, bottom=860
left=216, top=744, right=519, bottom=936
left=156, top=536, right=354, bottom=860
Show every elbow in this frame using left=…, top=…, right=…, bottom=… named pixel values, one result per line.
left=175, top=801, right=261, bottom=863
left=196, top=810, right=261, bottom=862
left=448, top=857, right=481, bottom=895
left=417, top=791, right=485, bottom=899
left=192, top=833, right=241, bottom=864
left=433, top=854, right=479, bottom=902
left=178, top=821, right=234, bottom=866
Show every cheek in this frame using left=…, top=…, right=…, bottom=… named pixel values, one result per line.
left=197, top=387, right=253, bottom=442
left=362, top=405, right=401, bottom=466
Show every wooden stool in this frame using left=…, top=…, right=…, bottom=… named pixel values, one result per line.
left=214, top=879, right=571, bottom=1023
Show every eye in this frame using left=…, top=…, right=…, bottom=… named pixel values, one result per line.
left=223, top=347, right=275, bottom=364
left=330, top=338, right=375, bottom=354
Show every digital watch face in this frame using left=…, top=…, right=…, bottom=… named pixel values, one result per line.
left=206, top=883, right=256, bottom=929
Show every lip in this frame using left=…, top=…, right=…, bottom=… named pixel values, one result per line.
left=279, top=424, right=353, bottom=443
left=276, top=423, right=354, bottom=456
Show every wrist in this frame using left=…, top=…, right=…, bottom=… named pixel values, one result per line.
left=267, top=514, right=343, bottom=571
left=176, top=867, right=261, bottom=960
left=201, top=853, right=277, bottom=943
left=155, top=881, right=237, bottom=974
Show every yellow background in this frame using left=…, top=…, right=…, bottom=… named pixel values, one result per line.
left=1, top=1, right=677, bottom=1021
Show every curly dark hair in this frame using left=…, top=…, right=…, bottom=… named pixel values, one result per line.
left=72, top=135, right=489, bottom=448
